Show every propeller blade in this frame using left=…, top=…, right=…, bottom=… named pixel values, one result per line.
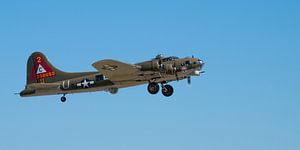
left=187, top=76, right=191, bottom=85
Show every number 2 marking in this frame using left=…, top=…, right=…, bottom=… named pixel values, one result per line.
left=36, top=57, right=42, bottom=63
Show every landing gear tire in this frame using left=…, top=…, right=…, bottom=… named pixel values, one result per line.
left=148, top=83, right=160, bottom=95
left=61, top=96, right=67, bottom=103
left=162, top=84, right=174, bottom=97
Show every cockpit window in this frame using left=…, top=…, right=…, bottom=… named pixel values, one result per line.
left=162, top=56, right=179, bottom=62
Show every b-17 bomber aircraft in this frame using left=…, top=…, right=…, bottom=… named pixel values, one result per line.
left=20, top=52, right=205, bottom=102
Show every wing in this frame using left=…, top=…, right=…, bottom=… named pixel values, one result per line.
left=92, top=59, right=141, bottom=82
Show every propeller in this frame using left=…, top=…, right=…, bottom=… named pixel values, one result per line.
left=14, top=92, right=20, bottom=95
left=187, top=76, right=191, bottom=85
left=174, top=61, right=179, bottom=81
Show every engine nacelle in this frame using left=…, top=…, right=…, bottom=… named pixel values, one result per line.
left=163, top=64, right=175, bottom=74
left=140, top=60, right=160, bottom=71
left=152, top=60, right=160, bottom=71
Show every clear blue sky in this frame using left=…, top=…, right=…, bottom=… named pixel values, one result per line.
left=0, top=0, right=299, bottom=150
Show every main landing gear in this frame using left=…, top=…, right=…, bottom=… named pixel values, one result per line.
left=147, top=83, right=174, bottom=97
left=61, top=94, right=67, bottom=103
left=161, top=84, right=174, bottom=97
left=148, top=83, right=160, bottom=95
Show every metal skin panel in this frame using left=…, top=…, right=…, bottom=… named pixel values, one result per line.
left=20, top=52, right=204, bottom=98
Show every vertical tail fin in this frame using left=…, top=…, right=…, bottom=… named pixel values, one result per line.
left=26, top=52, right=97, bottom=84
left=27, top=52, right=64, bottom=84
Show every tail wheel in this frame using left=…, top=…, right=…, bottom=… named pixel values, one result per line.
left=162, top=84, right=174, bottom=97
left=61, top=96, right=67, bottom=103
left=148, top=83, right=160, bottom=94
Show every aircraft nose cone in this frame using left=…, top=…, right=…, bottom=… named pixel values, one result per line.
left=198, top=59, right=205, bottom=69
left=198, top=59, right=204, bottom=65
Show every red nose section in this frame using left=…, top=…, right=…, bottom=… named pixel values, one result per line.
left=30, top=54, right=56, bottom=81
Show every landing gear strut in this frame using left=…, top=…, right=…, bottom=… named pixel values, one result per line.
left=61, top=94, right=67, bottom=103
left=161, top=84, right=174, bottom=97
left=148, top=83, right=160, bottom=94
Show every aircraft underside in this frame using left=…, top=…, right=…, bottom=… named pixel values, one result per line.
left=25, top=69, right=200, bottom=102
left=20, top=52, right=204, bottom=102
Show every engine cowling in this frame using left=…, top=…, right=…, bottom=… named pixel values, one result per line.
left=140, top=60, right=160, bottom=71
left=151, top=60, right=160, bottom=71
left=164, top=64, right=175, bottom=74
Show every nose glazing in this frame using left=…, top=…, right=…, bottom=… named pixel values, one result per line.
left=198, top=60, right=205, bottom=69
left=199, top=60, right=204, bottom=65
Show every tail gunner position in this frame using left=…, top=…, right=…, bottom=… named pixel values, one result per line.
left=20, top=52, right=205, bottom=102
